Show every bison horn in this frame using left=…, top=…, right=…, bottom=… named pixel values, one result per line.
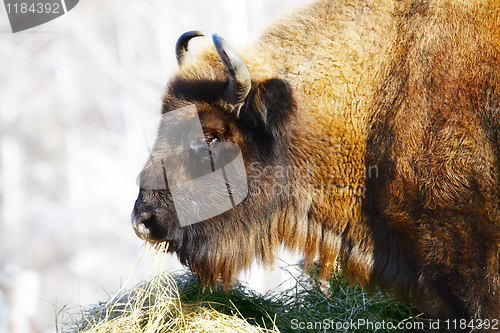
left=212, top=34, right=251, bottom=104
left=176, top=31, right=206, bottom=67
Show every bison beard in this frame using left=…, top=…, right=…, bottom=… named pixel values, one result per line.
left=131, top=0, right=500, bottom=330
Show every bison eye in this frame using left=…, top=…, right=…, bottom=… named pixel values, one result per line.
left=190, top=133, right=221, bottom=153
left=205, top=134, right=220, bottom=146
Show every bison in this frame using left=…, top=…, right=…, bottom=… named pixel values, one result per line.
left=131, top=0, right=500, bottom=329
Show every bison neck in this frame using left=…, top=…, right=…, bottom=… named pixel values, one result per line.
left=239, top=0, right=421, bottom=290
left=250, top=0, right=396, bottom=284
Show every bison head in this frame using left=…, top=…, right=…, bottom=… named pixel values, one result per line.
left=131, top=32, right=305, bottom=286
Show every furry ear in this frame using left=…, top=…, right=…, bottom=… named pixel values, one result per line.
left=238, top=78, right=295, bottom=130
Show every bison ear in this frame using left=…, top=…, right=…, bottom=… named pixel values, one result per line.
left=239, top=78, right=295, bottom=129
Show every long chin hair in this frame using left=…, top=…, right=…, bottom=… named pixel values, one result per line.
left=173, top=185, right=372, bottom=289
left=171, top=185, right=311, bottom=287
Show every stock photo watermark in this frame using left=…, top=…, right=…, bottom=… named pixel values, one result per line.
left=128, top=105, right=248, bottom=227
left=248, top=161, right=377, bottom=198
left=4, top=0, right=79, bottom=33
left=128, top=104, right=378, bottom=227
left=290, top=318, right=500, bottom=331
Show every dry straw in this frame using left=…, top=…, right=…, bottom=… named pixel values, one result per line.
left=71, top=243, right=279, bottom=333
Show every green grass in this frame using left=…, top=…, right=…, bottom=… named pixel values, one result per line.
left=173, top=266, right=438, bottom=333
left=65, top=264, right=442, bottom=333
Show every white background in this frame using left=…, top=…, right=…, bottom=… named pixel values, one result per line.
left=0, top=0, right=311, bottom=332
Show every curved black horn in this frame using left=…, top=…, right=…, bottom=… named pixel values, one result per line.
left=212, top=34, right=251, bottom=104
left=176, top=31, right=206, bottom=67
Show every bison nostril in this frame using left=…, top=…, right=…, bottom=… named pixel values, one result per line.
left=131, top=211, right=155, bottom=240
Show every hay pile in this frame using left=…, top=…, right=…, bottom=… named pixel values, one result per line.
left=67, top=244, right=279, bottom=333
left=73, top=273, right=278, bottom=333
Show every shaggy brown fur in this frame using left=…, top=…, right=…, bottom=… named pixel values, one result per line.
left=132, top=0, right=500, bottom=329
